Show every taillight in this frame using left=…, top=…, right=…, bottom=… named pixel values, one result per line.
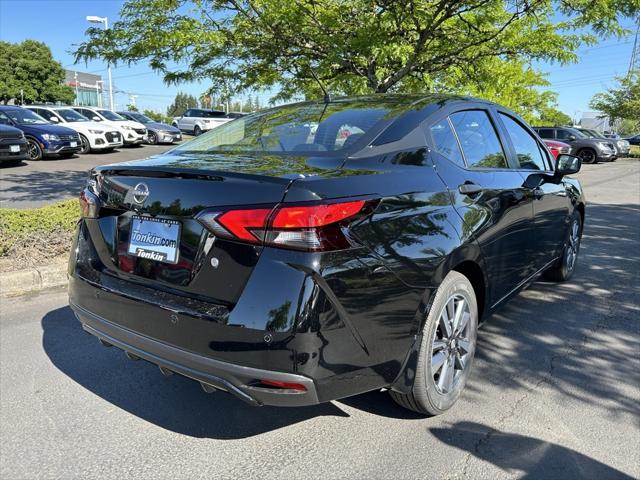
left=198, top=199, right=374, bottom=251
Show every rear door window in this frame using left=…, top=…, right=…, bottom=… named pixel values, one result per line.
left=537, top=128, right=555, bottom=139
left=449, top=110, right=507, bottom=168
left=499, top=113, right=549, bottom=171
left=556, top=129, right=573, bottom=140
left=429, top=119, right=464, bottom=166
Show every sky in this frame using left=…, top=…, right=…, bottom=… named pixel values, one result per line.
left=0, top=0, right=637, bottom=117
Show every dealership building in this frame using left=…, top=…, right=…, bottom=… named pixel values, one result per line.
left=64, top=70, right=104, bottom=107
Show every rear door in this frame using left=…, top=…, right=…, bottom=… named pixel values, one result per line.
left=429, top=108, right=535, bottom=305
left=496, top=112, right=569, bottom=268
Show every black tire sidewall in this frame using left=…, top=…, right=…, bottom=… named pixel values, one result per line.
left=194, top=125, right=201, bottom=136
left=413, top=271, right=478, bottom=414
left=79, top=134, right=91, bottom=154
left=148, top=131, right=158, bottom=144
left=26, top=138, right=42, bottom=160
left=578, top=148, right=597, bottom=164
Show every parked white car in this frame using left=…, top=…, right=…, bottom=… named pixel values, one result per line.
left=171, top=109, right=234, bottom=136
left=72, top=107, right=147, bottom=146
left=24, top=105, right=124, bottom=154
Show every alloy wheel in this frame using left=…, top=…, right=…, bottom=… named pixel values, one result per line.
left=148, top=132, right=158, bottom=144
left=80, top=135, right=91, bottom=154
left=431, top=293, right=473, bottom=395
left=27, top=139, right=41, bottom=160
left=566, top=219, right=580, bottom=273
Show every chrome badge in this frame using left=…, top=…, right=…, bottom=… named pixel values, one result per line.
left=132, top=183, right=150, bottom=204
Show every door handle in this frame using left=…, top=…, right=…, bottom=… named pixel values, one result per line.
left=458, top=183, right=483, bottom=195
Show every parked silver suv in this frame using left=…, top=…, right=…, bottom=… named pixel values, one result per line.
left=533, top=127, right=617, bottom=164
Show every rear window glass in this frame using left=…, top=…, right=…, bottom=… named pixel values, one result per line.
left=429, top=119, right=464, bottom=166
left=172, top=101, right=404, bottom=155
left=450, top=110, right=507, bottom=168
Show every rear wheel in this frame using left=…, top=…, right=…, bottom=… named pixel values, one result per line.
left=545, top=210, right=582, bottom=282
left=194, top=125, right=202, bottom=136
left=577, top=148, right=598, bottom=164
left=79, top=134, right=91, bottom=154
left=390, top=271, right=478, bottom=415
left=26, top=138, right=43, bottom=160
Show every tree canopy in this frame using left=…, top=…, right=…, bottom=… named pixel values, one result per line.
left=590, top=70, right=640, bottom=129
left=75, top=0, right=639, bottom=121
left=166, top=91, right=198, bottom=117
left=0, top=40, right=75, bottom=105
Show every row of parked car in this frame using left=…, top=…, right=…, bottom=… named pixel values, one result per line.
left=0, top=104, right=200, bottom=165
left=534, top=126, right=634, bottom=164
left=0, top=104, right=247, bottom=166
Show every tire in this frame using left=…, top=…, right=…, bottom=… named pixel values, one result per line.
left=26, top=137, right=43, bottom=160
left=544, top=210, right=582, bottom=282
left=194, top=125, right=202, bottom=136
left=577, top=148, right=598, bottom=164
left=147, top=131, right=158, bottom=145
left=390, top=270, right=478, bottom=415
left=79, top=134, right=91, bottom=154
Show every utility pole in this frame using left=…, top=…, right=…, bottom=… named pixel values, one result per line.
left=628, top=19, right=639, bottom=77
left=74, top=72, right=79, bottom=105
left=86, top=16, right=114, bottom=110
left=95, top=80, right=103, bottom=107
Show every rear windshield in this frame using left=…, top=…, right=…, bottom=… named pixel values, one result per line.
left=172, top=101, right=402, bottom=155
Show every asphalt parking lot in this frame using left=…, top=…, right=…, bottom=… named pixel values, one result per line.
left=0, top=159, right=638, bottom=479
left=0, top=144, right=177, bottom=209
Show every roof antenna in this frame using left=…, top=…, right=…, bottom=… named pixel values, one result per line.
left=309, top=68, right=332, bottom=103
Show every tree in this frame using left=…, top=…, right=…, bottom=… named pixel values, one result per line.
left=75, top=0, right=637, bottom=104
left=143, top=109, right=172, bottom=124
left=537, top=108, right=573, bottom=126
left=166, top=92, right=198, bottom=117
left=127, top=103, right=139, bottom=111
left=590, top=70, right=640, bottom=129
left=0, top=40, right=74, bottom=104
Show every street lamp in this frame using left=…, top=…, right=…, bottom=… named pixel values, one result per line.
left=86, top=15, right=114, bottom=111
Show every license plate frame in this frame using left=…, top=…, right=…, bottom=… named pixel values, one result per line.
left=127, top=216, right=181, bottom=264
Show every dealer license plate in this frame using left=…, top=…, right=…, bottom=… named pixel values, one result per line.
left=127, top=216, right=181, bottom=264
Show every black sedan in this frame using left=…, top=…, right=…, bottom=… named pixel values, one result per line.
left=0, top=123, right=29, bottom=165
left=117, top=111, right=182, bottom=144
left=69, top=95, right=585, bottom=415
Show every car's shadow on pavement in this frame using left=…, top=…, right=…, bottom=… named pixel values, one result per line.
left=40, top=305, right=350, bottom=439
left=40, top=203, right=639, bottom=443
left=429, top=421, right=635, bottom=479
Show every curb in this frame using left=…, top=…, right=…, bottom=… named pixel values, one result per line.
left=0, top=263, right=68, bottom=297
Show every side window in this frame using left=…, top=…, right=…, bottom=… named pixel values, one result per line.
left=449, top=110, right=507, bottom=168
left=429, top=119, right=464, bottom=166
left=183, top=110, right=192, bottom=117
left=537, top=128, right=555, bottom=139
left=556, top=129, right=572, bottom=140
left=499, top=114, right=549, bottom=171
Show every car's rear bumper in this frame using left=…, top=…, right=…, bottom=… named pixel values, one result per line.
left=71, top=299, right=320, bottom=407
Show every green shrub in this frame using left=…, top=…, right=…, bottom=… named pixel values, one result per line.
left=0, top=199, right=78, bottom=257
left=629, top=145, right=640, bottom=158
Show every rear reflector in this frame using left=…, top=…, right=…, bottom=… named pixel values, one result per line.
left=198, top=199, right=373, bottom=251
left=258, top=379, right=307, bottom=392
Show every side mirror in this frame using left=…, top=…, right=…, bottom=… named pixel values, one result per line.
left=49, top=116, right=59, bottom=123
left=92, top=116, right=102, bottom=121
left=568, top=135, right=576, bottom=141
left=556, top=154, right=581, bottom=176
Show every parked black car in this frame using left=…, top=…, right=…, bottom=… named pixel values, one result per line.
left=0, top=124, right=28, bottom=165
left=69, top=95, right=585, bottom=415
left=116, top=111, right=183, bottom=145
left=533, top=126, right=616, bottom=163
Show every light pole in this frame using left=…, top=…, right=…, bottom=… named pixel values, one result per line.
left=86, top=15, right=114, bottom=110
left=96, top=80, right=104, bottom=107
